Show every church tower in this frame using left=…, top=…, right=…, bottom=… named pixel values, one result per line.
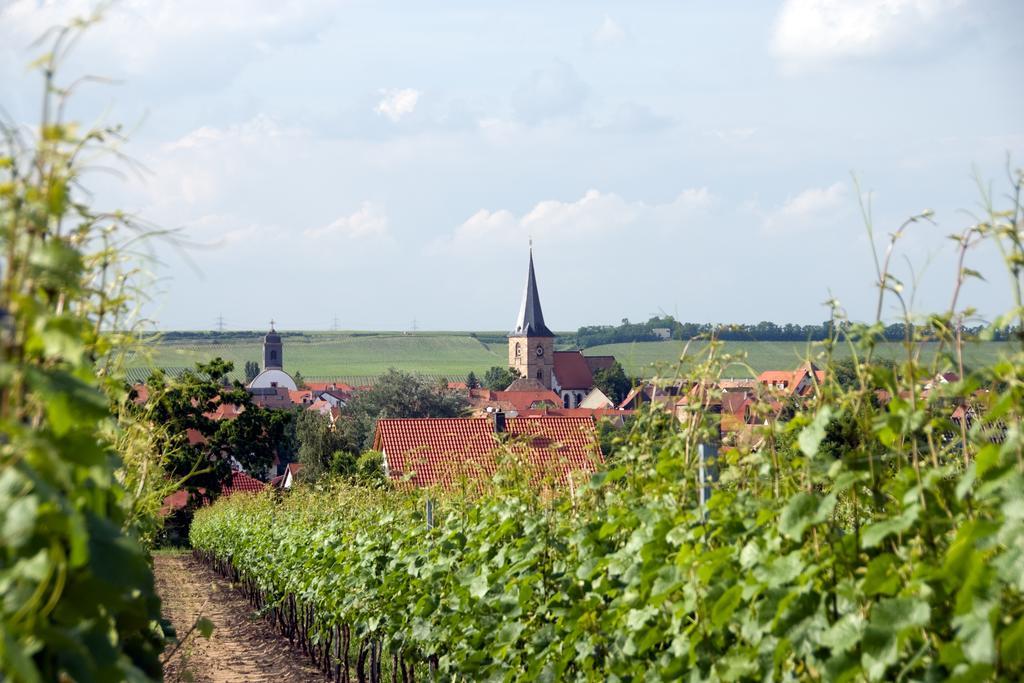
left=508, top=247, right=555, bottom=388
left=263, top=322, right=283, bottom=370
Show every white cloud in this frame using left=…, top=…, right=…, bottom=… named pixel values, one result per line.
left=0, top=0, right=337, bottom=92
left=305, top=202, right=389, bottom=240
left=443, top=187, right=713, bottom=251
left=162, top=114, right=300, bottom=152
left=761, top=182, right=848, bottom=233
left=772, top=0, right=967, bottom=64
left=592, top=16, right=626, bottom=44
left=375, top=88, right=421, bottom=122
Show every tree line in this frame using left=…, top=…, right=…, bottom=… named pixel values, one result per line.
left=573, top=315, right=1020, bottom=347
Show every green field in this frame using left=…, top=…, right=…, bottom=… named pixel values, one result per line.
left=589, top=339, right=1014, bottom=378
left=126, top=332, right=508, bottom=383
left=126, top=332, right=1014, bottom=383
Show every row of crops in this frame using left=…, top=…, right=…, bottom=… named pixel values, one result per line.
left=192, top=364, right=1024, bottom=682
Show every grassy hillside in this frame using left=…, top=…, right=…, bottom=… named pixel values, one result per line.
left=586, top=339, right=1015, bottom=379
left=126, top=332, right=509, bottom=381
left=127, top=331, right=1014, bottom=382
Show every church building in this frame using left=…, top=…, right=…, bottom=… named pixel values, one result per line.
left=508, top=249, right=616, bottom=408
left=248, top=323, right=298, bottom=392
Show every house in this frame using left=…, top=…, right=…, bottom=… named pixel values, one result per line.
left=278, top=462, right=303, bottom=489
left=618, top=380, right=690, bottom=411
left=289, top=389, right=314, bottom=405
left=372, top=415, right=603, bottom=489
left=465, top=385, right=562, bottom=416
left=652, top=327, right=672, bottom=340
left=316, top=388, right=350, bottom=408
left=579, top=387, right=614, bottom=409
left=221, top=469, right=267, bottom=497
left=249, top=386, right=294, bottom=409
left=756, top=362, right=825, bottom=397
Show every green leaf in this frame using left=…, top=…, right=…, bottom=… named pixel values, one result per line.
left=862, top=554, right=900, bottom=596
left=798, top=406, right=832, bottom=457
left=626, top=606, right=658, bottom=630
left=861, top=507, right=918, bottom=548
left=468, top=574, right=489, bottom=599
left=1, top=495, right=39, bottom=549
left=779, top=492, right=835, bottom=540
left=820, top=613, right=865, bottom=654
left=1001, top=616, right=1024, bottom=668
left=711, top=585, right=743, bottom=629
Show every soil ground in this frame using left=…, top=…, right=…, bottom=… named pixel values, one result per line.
left=154, top=552, right=320, bottom=682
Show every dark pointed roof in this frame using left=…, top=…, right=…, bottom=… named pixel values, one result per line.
left=511, top=249, right=554, bottom=337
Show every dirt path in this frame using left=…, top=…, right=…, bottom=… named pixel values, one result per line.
left=154, top=553, right=320, bottom=683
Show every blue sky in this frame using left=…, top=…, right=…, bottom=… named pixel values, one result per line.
left=2, top=0, right=1022, bottom=330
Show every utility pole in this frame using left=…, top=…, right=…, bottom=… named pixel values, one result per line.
left=331, top=316, right=339, bottom=332
left=215, top=314, right=225, bottom=333
left=411, top=318, right=418, bottom=333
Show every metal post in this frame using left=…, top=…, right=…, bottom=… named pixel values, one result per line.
left=698, top=442, right=718, bottom=512
left=425, top=497, right=433, bottom=530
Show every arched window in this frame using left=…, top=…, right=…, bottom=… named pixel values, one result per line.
left=270, top=350, right=278, bottom=360
left=536, top=369, right=543, bottom=381
left=563, top=393, right=570, bottom=408
left=576, top=393, right=583, bottom=406
left=515, top=342, right=521, bottom=358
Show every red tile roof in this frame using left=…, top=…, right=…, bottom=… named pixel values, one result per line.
left=757, top=363, right=824, bottom=397
left=373, top=416, right=603, bottom=489
left=519, top=407, right=632, bottom=421
left=495, top=389, right=562, bottom=413
left=159, top=488, right=195, bottom=515
left=584, top=355, right=616, bottom=374
left=553, top=351, right=595, bottom=389
left=308, top=398, right=334, bottom=415
left=207, top=403, right=244, bottom=420
left=289, top=389, right=314, bottom=404
left=305, top=381, right=356, bottom=393
left=222, top=470, right=267, bottom=496
left=506, top=378, right=548, bottom=392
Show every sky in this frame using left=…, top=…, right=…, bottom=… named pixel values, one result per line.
left=2, top=0, right=1022, bottom=331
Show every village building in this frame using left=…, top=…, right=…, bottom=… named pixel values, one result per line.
left=466, top=385, right=562, bottom=417
left=248, top=323, right=298, bottom=392
left=507, top=248, right=618, bottom=408
left=373, top=414, right=603, bottom=489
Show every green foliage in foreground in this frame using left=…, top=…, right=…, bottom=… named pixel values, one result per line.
left=193, top=352, right=1024, bottom=681
left=1, top=25, right=165, bottom=681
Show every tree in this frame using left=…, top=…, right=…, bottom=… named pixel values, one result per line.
left=356, top=450, right=387, bottom=486
left=466, top=371, right=480, bottom=389
left=141, top=358, right=287, bottom=496
left=295, top=409, right=346, bottom=480
left=592, top=361, right=632, bottom=404
left=482, top=366, right=522, bottom=390
left=293, top=369, right=308, bottom=389
left=244, top=360, right=260, bottom=383
left=337, top=369, right=469, bottom=452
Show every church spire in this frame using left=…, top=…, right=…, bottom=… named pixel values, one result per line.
left=512, top=246, right=554, bottom=337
